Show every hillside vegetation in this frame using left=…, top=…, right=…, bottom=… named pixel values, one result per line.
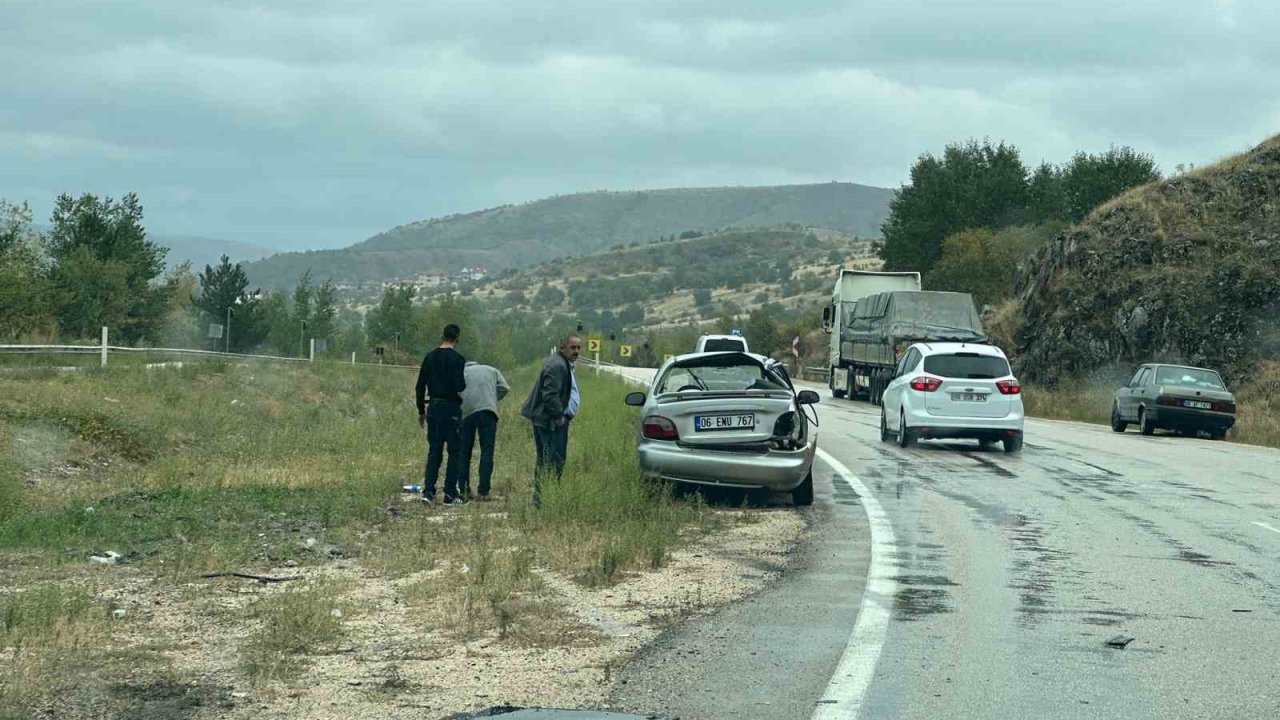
left=467, top=227, right=878, bottom=335
left=1010, top=134, right=1280, bottom=385
left=245, top=182, right=893, bottom=289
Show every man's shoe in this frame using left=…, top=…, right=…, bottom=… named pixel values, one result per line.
left=443, top=496, right=467, bottom=506
left=421, top=494, right=435, bottom=505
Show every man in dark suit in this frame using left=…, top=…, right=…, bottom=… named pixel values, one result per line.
left=520, top=333, right=581, bottom=506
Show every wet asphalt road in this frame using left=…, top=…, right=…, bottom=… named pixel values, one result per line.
left=606, top=369, right=1280, bottom=719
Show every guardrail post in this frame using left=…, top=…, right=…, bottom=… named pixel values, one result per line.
left=101, top=326, right=108, bottom=367
left=309, top=338, right=316, bottom=362
left=594, top=350, right=600, bottom=375
left=351, top=351, right=356, bottom=364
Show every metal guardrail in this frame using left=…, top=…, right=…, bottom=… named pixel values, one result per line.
left=0, top=343, right=417, bottom=369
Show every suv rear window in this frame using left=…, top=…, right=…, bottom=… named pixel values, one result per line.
left=923, top=353, right=1010, bottom=379
left=703, top=339, right=746, bottom=352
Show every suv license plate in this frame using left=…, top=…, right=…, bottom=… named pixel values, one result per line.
left=694, top=414, right=755, bottom=431
left=951, top=393, right=987, bottom=403
left=1183, top=400, right=1212, bottom=410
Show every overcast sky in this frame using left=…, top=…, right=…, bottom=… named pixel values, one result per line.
left=2, top=1, right=1277, bottom=251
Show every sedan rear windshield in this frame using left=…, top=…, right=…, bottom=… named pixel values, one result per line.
left=658, top=360, right=787, bottom=393
left=1155, top=367, right=1225, bottom=390
left=922, top=353, right=1011, bottom=379
left=702, top=338, right=747, bottom=352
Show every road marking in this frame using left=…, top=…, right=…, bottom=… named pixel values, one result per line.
left=811, top=448, right=898, bottom=720
left=1253, top=521, right=1280, bottom=536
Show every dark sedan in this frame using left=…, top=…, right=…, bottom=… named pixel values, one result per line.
left=1111, top=364, right=1236, bottom=439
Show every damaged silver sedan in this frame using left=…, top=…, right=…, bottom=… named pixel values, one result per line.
left=624, top=352, right=819, bottom=505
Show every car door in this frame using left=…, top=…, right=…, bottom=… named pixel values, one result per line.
left=1117, top=366, right=1144, bottom=420
left=884, top=348, right=918, bottom=429
left=1127, top=367, right=1152, bottom=419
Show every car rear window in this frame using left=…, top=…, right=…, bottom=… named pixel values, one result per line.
left=658, top=359, right=786, bottom=393
left=922, top=353, right=1010, bottom=379
left=702, top=338, right=747, bottom=352
left=1155, top=367, right=1225, bottom=390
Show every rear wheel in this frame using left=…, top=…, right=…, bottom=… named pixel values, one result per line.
left=1110, top=403, right=1127, bottom=433
left=1139, top=408, right=1155, bottom=436
left=897, top=410, right=916, bottom=448
left=792, top=470, right=814, bottom=507
left=1002, top=433, right=1024, bottom=454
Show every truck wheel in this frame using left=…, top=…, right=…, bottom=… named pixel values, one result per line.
left=832, top=387, right=847, bottom=399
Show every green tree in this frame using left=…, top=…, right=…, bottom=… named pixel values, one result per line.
left=1057, top=146, right=1160, bottom=223
left=880, top=140, right=1029, bottom=274
left=924, top=228, right=1022, bottom=308
left=0, top=201, right=55, bottom=340
left=534, top=283, right=566, bottom=307
left=692, top=288, right=712, bottom=306
left=745, top=306, right=782, bottom=356
left=366, top=284, right=417, bottom=354
left=311, top=278, right=338, bottom=342
left=196, top=255, right=262, bottom=351
left=48, top=192, right=170, bottom=342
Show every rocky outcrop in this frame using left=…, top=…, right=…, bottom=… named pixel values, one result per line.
left=1013, top=135, right=1280, bottom=385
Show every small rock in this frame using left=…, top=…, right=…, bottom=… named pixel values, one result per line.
left=304, top=538, right=318, bottom=548
left=283, top=560, right=299, bottom=568
left=231, top=692, right=249, bottom=699
left=84, top=506, right=96, bottom=514
left=112, top=608, right=127, bottom=620
left=330, top=608, right=344, bottom=619
left=346, top=680, right=363, bottom=686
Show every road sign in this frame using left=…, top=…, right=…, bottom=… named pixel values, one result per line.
left=587, top=336, right=602, bottom=353
left=207, top=323, right=224, bottom=339
left=663, top=354, right=674, bottom=363
left=620, top=344, right=633, bottom=357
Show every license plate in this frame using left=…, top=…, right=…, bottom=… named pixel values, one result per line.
left=694, top=414, right=755, bottom=431
left=951, top=392, right=987, bottom=403
left=1183, top=400, right=1212, bottom=410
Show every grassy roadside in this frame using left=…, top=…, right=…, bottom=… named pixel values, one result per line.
left=0, top=358, right=721, bottom=717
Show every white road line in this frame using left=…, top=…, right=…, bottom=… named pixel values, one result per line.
left=1253, top=521, right=1280, bottom=536
left=811, top=448, right=898, bottom=720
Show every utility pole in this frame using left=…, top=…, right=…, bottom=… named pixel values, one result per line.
left=299, top=320, right=308, bottom=358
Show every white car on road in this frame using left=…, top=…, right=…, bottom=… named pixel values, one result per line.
left=879, top=342, right=1025, bottom=452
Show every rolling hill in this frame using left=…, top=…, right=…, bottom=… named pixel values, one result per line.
left=244, top=182, right=894, bottom=289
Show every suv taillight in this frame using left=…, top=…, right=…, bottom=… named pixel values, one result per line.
left=996, top=379, right=1021, bottom=395
left=909, top=376, right=942, bottom=392
left=642, top=416, right=678, bottom=440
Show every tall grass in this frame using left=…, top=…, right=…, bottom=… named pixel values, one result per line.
left=0, top=356, right=720, bottom=702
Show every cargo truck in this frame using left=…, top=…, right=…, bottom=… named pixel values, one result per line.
left=822, top=270, right=986, bottom=403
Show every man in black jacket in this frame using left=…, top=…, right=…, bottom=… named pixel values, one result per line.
left=415, top=323, right=467, bottom=505
left=520, top=333, right=581, bottom=506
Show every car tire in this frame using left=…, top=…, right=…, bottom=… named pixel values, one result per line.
left=792, top=470, right=814, bottom=507
left=1139, top=408, right=1155, bottom=436
left=880, top=409, right=892, bottom=442
left=897, top=410, right=915, bottom=448
left=1110, top=403, right=1127, bottom=433
left=1002, top=433, right=1023, bottom=454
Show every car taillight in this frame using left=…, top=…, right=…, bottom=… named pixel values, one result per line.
left=909, top=376, right=942, bottom=392
left=1217, top=401, right=1236, bottom=414
left=1157, top=395, right=1179, bottom=406
left=996, top=379, right=1021, bottom=395
left=642, top=416, right=678, bottom=440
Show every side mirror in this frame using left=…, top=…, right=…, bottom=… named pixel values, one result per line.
left=797, top=390, right=820, bottom=405
left=624, top=391, right=647, bottom=406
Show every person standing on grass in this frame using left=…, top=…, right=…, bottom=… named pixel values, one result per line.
left=520, top=333, right=581, bottom=507
left=415, top=323, right=467, bottom=505
left=458, top=360, right=510, bottom=501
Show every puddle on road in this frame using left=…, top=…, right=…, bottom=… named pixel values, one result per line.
left=893, top=587, right=953, bottom=620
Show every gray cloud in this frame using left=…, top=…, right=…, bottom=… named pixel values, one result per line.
left=1, top=1, right=1277, bottom=250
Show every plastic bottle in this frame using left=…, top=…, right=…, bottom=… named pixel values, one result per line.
left=402, top=483, right=422, bottom=493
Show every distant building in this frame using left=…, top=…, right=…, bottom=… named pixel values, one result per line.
left=459, top=266, right=488, bottom=282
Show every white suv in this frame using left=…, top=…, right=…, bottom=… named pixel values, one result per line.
left=694, top=334, right=749, bottom=353
left=879, top=342, right=1025, bottom=453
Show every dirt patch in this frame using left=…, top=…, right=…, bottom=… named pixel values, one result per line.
left=87, top=508, right=806, bottom=720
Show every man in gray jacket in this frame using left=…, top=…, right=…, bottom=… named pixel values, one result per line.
left=459, top=361, right=510, bottom=500
left=520, top=334, right=581, bottom=506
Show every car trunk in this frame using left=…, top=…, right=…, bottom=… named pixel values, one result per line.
left=1157, top=386, right=1235, bottom=412
left=920, top=352, right=1014, bottom=419
left=655, top=392, right=796, bottom=449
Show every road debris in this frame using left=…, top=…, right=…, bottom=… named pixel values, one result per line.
left=89, top=550, right=123, bottom=565
left=1105, top=634, right=1135, bottom=649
